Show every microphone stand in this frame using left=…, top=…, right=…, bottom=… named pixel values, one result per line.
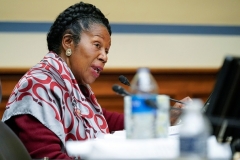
left=118, top=75, right=186, bottom=105
left=112, top=84, right=183, bottom=111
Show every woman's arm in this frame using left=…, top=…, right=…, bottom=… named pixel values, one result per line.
left=102, top=108, right=124, bottom=133
left=5, top=115, right=73, bottom=159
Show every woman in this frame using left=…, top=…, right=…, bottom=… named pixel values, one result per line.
left=2, top=2, right=123, bottom=159
left=2, top=1, right=188, bottom=159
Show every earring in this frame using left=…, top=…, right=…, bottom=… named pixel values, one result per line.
left=66, top=49, right=72, bottom=57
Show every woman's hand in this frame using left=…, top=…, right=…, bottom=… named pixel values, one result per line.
left=170, top=96, right=192, bottom=126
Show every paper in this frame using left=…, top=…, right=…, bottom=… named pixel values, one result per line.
left=66, top=126, right=232, bottom=160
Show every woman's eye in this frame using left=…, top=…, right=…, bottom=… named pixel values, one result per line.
left=94, top=43, right=101, bottom=49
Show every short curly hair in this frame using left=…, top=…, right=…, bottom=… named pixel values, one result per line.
left=47, top=1, right=111, bottom=54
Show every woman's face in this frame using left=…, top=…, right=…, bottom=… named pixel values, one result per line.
left=67, top=24, right=111, bottom=84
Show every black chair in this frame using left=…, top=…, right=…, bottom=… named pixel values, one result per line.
left=0, top=121, right=32, bottom=160
left=0, top=80, right=32, bottom=160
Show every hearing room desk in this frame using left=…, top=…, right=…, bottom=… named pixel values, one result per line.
left=66, top=125, right=232, bottom=160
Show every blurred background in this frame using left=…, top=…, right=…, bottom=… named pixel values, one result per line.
left=0, top=0, right=240, bottom=68
left=0, top=0, right=240, bottom=117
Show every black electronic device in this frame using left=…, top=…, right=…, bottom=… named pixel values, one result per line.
left=204, top=56, right=240, bottom=145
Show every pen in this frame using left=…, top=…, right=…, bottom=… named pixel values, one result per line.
left=169, top=98, right=186, bottom=104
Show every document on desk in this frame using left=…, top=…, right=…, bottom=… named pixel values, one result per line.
left=66, top=125, right=231, bottom=160
left=66, top=126, right=180, bottom=159
left=112, top=124, right=180, bottom=138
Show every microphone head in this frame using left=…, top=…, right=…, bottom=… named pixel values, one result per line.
left=112, top=84, right=130, bottom=96
left=112, top=84, right=121, bottom=93
left=119, top=75, right=131, bottom=86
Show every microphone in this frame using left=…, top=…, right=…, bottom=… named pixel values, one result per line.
left=112, top=84, right=130, bottom=96
left=112, top=84, right=182, bottom=110
left=118, top=75, right=131, bottom=86
left=112, top=84, right=158, bottom=109
left=118, top=75, right=186, bottom=105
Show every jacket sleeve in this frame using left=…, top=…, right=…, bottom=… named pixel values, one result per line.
left=5, top=115, right=74, bottom=159
left=102, top=108, right=124, bottom=133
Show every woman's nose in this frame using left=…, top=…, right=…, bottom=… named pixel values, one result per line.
left=98, top=51, right=108, bottom=63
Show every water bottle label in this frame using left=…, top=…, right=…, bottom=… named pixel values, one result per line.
left=132, top=95, right=157, bottom=113
left=125, top=94, right=170, bottom=139
left=180, top=136, right=208, bottom=157
left=131, top=94, right=157, bottom=139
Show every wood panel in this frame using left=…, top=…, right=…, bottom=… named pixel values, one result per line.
left=0, top=68, right=218, bottom=118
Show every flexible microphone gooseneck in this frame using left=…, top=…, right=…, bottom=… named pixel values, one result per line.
left=111, top=84, right=182, bottom=110
left=118, top=75, right=186, bottom=105
left=112, top=84, right=158, bottom=109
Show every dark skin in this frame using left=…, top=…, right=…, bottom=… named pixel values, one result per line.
left=59, top=24, right=111, bottom=85
left=170, top=96, right=192, bottom=125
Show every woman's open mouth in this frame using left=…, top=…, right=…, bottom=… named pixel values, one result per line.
left=93, top=67, right=101, bottom=73
left=91, top=66, right=103, bottom=78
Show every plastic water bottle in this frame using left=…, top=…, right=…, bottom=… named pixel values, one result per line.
left=128, top=67, right=161, bottom=139
left=179, top=99, right=212, bottom=159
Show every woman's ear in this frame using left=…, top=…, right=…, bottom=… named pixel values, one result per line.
left=62, top=34, right=73, bottom=51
